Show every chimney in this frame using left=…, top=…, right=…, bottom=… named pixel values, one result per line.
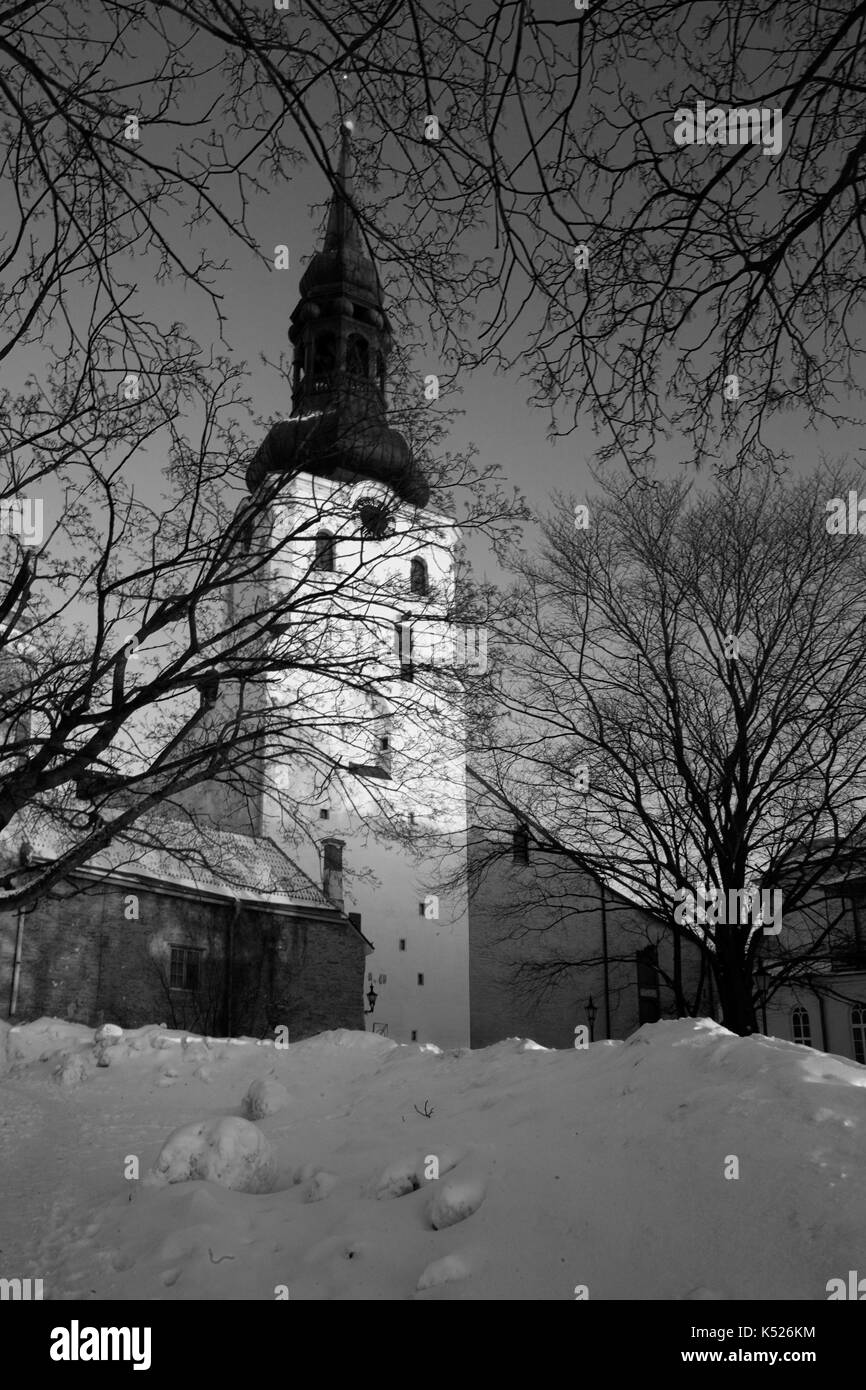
left=321, top=838, right=345, bottom=910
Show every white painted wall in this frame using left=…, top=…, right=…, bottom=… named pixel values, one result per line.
left=237, top=468, right=471, bottom=1048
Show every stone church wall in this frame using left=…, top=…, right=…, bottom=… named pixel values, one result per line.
left=0, top=876, right=365, bottom=1038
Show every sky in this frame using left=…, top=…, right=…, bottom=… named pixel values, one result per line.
left=3, top=1, right=865, bottom=584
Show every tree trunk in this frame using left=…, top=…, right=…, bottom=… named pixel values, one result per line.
left=713, top=951, right=758, bottom=1035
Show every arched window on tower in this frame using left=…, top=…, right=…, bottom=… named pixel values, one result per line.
left=313, top=530, right=336, bottom=572
left=410, top=557, right=428, bottom=596
left=292, top=348, right=304, bottom=397
left=346, top=334, right=369, bottom=379
left=312, top=332, right=336, bottom=385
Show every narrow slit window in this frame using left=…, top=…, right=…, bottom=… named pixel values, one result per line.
left=512, top=824, right=529, bottom=864
left=313, top=530, right=336, bottom=571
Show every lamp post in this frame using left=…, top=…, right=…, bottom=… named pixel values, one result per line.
left=365, top=982, right=378, bottom=1016
left=586, top=994, right=598, bottom=1043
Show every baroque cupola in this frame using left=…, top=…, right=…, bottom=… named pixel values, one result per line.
left=246, top=123, right=429, bottom=508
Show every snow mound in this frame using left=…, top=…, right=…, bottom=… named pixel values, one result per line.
left=95, top=1023, right=123, bottom=1041
left=417, top=1252, right=472, bottom=1290
left=292, top=1028, right=398, bottom=1056
left=372, top=1146, right=465, bottom=1199
left=303, top=1171, right=339, bottom=1203
left=53, top=1050, right=93, bottom=1087
left=243, top=1077, right=290, bottom=1119
left=148, top=1116, right=277, bottom=1194
left=426, top=1166, right=487, bottom=1229
left=94, top=1023, right=124, bottom=1067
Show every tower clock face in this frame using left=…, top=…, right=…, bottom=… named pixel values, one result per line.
left=357, top=496, right=395, bottom=539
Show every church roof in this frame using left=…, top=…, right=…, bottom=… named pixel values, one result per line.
left=246, top=407, right=429, bottom=505
left=0, top=810, right=342, bottom=914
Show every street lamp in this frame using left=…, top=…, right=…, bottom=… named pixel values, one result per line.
left=365, top=982, right=378, bottom=1015
left=586, top=994, right=598, bottom=1042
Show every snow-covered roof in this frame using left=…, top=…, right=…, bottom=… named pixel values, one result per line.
left=0, top=810, right=336, bottom=912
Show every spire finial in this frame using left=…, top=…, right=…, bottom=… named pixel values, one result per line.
left=324, top=119, right=361, bottom=255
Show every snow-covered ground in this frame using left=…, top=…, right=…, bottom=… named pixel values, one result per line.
left=0, top=1016, right=863, bottom=1300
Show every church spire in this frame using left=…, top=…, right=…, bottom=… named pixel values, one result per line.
left=245, top=122, right=429, bottom=507
left=290, top=120, right=389, bottom=416
left=322, top=122, right=364, bottom=258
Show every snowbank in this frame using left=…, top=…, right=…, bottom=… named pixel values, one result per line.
left=0, top=1016, right=864, bottom=1300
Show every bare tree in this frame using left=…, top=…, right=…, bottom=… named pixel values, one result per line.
left=0, top=401, right=517, bottom=912
left=0, top=5, right=525, bottom=912
left=5, top=2, right=863, bottom=478
left=472, top=463, right=866, bottom=1035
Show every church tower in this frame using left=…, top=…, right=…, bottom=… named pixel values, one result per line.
left=226, top=125, right=471, bottom=1048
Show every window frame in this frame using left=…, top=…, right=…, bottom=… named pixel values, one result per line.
left=169, top=944, right=202, bottom=992
left=636, top=944, right=661, bottom=1024
left=791, top=1006, right=812, bottom=1047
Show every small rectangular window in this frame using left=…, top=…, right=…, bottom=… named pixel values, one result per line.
left=417, top=973, right=424, bottom=986
left=375, top=727, right=392, bottom=775
left=169, top=945, right=202, bottom=992
left=399, top=938, right=406, bottom=951
left=411, top=1030, right=418, bottom=1042
left=636, top=945, right=660, bottom=1024
left=319, top=808, right=330, bottom=820
left=636, top=945, right=658, bottom=991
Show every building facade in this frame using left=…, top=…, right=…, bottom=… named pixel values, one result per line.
left=0, top=818, right=369, bottom=1037
left=467, top=815, right=713, bottom=1049
left=187, top=125, right=472, bottom=1048
left=761, top=845, right=866, bottom=1064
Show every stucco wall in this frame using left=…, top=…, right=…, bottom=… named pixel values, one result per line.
left=468, top=832, right=711, bottom=1049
